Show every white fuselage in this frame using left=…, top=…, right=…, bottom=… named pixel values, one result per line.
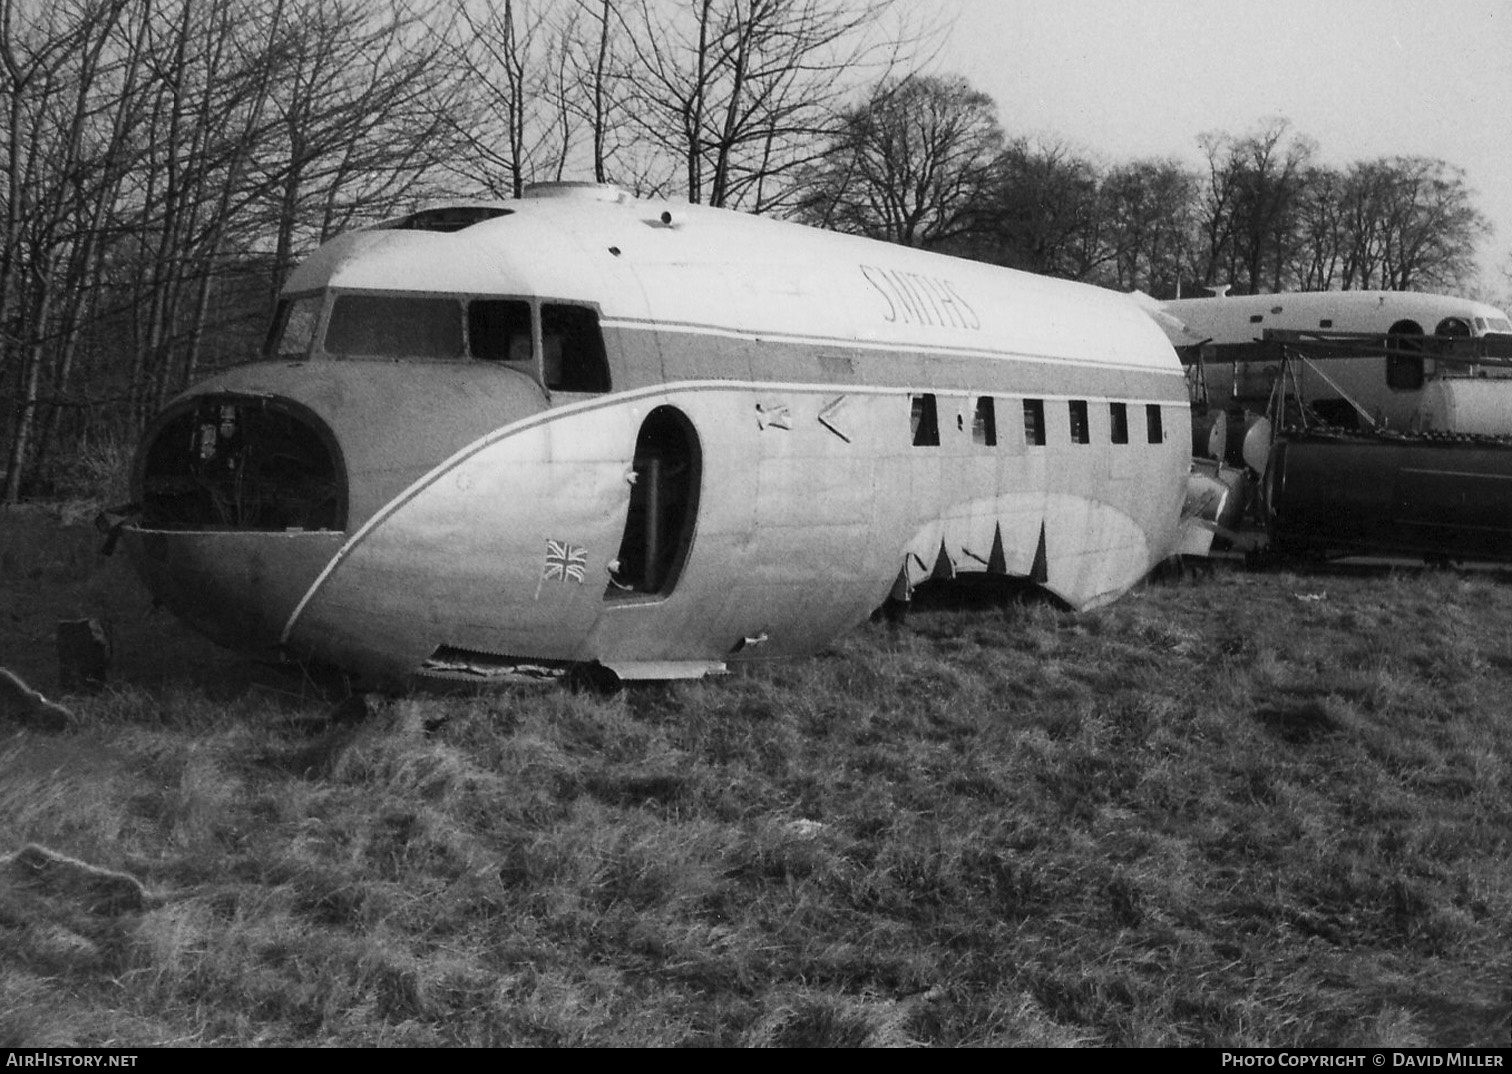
left=125, top=186, right=1192, bottom=685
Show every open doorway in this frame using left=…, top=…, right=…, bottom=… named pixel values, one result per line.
left=606, top=406, right=701, bottom=598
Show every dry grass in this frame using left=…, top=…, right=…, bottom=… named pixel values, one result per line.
left=1, top=507, right=1510, bottom=1046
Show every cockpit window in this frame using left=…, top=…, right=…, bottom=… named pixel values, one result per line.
left=271, top=295, right=323, bottom=359
left=542, top=304, right=611, bottom=393
left=324, top=294, right=464, bottom=358
left=1488, top=317, right=1512, bottom=333
left=469, top=299, right=533, bottom=363
left=309, top=292, right=611, bottom=391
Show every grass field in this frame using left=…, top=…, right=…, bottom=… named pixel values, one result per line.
left=1, top=505, right=1509, bottom=1047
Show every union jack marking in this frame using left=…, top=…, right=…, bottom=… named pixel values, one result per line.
left=542, top=539, right=587, bottom=584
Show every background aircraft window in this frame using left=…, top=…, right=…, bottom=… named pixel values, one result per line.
left=469, top=299, right=532, bottom=363
left=1068, top=400, right=1089, bottom=444
left=911, top=394, right=939, bottom=446
left=541, top=304, right=611, bottom=392
left=972, top=397, right=997, bottom=446
left=1433, top=319, right=1474, bottom=373
left=1146, top=404, right=1163, bottom=443
left=1386, top=318, right=1425, bottom=392
left=1109, top=401, right=1128, bottom=444
left=269, top=296, right=322, bottom=359
left=1023, top=399, right=1045, bottom=446
left=1386, top=352, right=1424, bottom=391
left=1309, top=399, right=1360, bottom=428
left=325, top=294, right=464, bottom=358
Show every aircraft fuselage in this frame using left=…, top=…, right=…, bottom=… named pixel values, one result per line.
left=124, top=185, right=1192, bottom=686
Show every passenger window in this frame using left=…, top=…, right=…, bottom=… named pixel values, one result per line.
left=1068, top=400, right=1089, bottom=444
left=469, top=299, right=533, bottom=363
left=541, top=304, right=611, bottom=392
left=1023, top=399, right=1046, bottom=446
left=1146, top=404, right=1164, bottom=444
left=1109, top=402, right=1128, bottom=444
left=911, top=394, right=939, bottom=446
left=973, top=397, right=997, bottom=446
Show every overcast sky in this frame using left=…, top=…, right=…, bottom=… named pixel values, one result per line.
left=936, top=0, right=1512, bottom=300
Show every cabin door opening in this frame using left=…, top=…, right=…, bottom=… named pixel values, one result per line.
left=607, top=405, right=701, bottom=598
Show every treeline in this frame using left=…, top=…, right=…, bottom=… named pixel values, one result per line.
left=795, top=75, right=1491, bottom=301
left=0, top=0, right=1495, bottom=501
left=0, top=0, right=920, bottom=499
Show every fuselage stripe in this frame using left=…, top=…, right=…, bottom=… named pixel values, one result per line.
left=602, top=316, right=1170, bottom=372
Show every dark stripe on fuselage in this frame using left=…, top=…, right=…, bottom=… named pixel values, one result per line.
left=599, top=322, right=1187, bottom=403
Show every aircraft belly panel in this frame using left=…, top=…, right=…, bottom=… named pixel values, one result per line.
left=125, top=530, right=345, bottom=655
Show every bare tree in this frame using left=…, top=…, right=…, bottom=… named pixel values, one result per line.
left=1195, top=119, right=1315, bottom=293
left=1368, top=156, right=1488, bottom=292
left=1100, top=158, right=1198, bottom=296
left=1289, top=164, right=1350, bottom=291
left=255, top=0, right=462, bottom=297
left=1283, top=156, right=1488, bottom=293
left=444, top=0, right=564, bottom=198
left=615, top=0, right=921, bottom=210
left=1, top=0, right=465, bottom=499
left=794, top=73, right=1002, bottom=249
left=1, top=0, right=142, bottom=502
left=984, top=136, right=1107, bottom=280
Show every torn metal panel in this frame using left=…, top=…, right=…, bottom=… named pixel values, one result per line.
left=419, top=645, right=570, bottom=684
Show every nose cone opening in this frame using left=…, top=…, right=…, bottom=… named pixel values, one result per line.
left=127, top=394, right=349, bottom=655
left=137, top=394, right=347, bottom=531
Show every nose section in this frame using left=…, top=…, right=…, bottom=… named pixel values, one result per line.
left=125, top=393, right=349, bottom=655
left=138, top=394, right=346, bottom=532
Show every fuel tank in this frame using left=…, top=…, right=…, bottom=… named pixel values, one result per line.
left=1412, top=376, right=1512, bottom=436
left=1263, top=429, right=1512, bottom=560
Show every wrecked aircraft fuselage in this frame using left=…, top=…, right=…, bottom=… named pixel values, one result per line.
left=123, top=185, right=1193, bottom=687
